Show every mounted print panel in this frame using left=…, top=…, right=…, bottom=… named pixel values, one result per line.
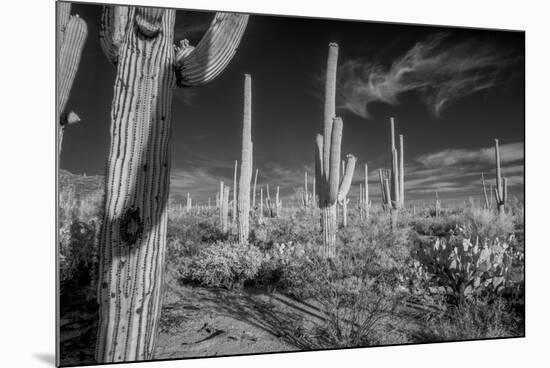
left=57, top=0, right=524, bottom=366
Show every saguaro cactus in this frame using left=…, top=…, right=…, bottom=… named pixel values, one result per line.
left=304, top=171, right=309, bottom=207
left=57, top=2, right=87, bottom=154
left=360, top=163, right=370, bottom=219
left=233, top=159, right=238, bottom=223
left=494, top=139, right=508, bottom=214
left=222, top=186, right=230, bottom=233
left=237, top=74, right=253, bottom=244
left=252, top=168, right=258, bottom=209
left=314, top=42, right=356, bottom=257
left=95, top=7, right=248, bottom=363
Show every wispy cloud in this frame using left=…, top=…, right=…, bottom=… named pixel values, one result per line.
left=416, top=142, right=523, bottom=168
left=337, top=33, right=520, bottom=118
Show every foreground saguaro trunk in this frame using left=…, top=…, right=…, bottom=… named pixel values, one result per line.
left=96, top=7, right=248, bottom=363
left=57, top=2, right=87, bottom=154
left=314, top=43, right=356, bottom=258
left=237, top=74, right=253, bottom=244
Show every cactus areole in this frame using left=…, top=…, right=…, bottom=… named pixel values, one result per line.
left=314, top=43, right=356, bottom=258
left=95, top=6, right=248, bottom=363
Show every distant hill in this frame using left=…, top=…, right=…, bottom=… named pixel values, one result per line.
left=59, top=169, right=104, bottom=198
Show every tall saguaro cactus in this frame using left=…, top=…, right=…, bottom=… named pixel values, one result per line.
left=315, top=43, right=356, bottom=258
left=95, top=6, right=248, bottom=363
left=494, top=139, right=508, bottom=214
left=237, top=74, right=253, bottom=244
left=57, top=2, right=88, bottom=154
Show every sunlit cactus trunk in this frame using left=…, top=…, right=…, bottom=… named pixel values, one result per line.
left=57, top=2, right=87, bottom=154
left=233, top=159, right=238, bottom=224
left=237, top=74, right=253, bottom=244
left=399, top=134, right=405, bottom=207
left=222, top=185, right=230, bottom=233
left=494, top=139, right=508, bottom=214
left=304, top=171, right=309, bottom=207
left=314, top=43, right=356, bottom=257
left=186, top=193, right=192, bottom=212
left=252, top=168, right=258, bottom=209
left=95, top=6, right=248, bottom=363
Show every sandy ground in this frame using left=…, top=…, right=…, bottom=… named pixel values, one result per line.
left=154, top=284, right=328, bottom=359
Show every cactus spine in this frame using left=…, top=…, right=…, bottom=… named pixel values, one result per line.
left=494, top=139, right=508, bottom=214
left=237, top=74, right=253, bottom=244
left=95, top=6, right=248, bottom=363
left=315, top=43, right=356, bottom=258
left=57, top=2, right=87, bottom=154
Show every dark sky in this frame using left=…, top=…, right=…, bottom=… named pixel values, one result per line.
left=60, top=2, right=524, bottom=206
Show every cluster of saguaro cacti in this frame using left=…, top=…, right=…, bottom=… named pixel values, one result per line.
left=95, top=6, right=248, bottom=363
left=359, top=163, right=370, bottom=220
left=315, top=43, right=357, bottom=258
left=494, top=139, right=508, bottom=214
left=237, top=74, right=254, bottom=244
left=57, top=2, right=88, bottom=154
left=380, top=117, right=405, bottom=211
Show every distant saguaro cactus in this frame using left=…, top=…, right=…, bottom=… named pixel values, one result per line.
left=222, top=185, right=230, bottom=233
left=57, top=2, right=87, bottom=154
left=252, top=168, right=258, bottom=209
left=95, top=6, right=248, bottom=363
left=304, top=171, right=309, bottom=207
left=233, top=159, right=238, bottom=223
left=314, top=43, right=356, bottom=258
left=494, top=139, right=508, bottom=214
left=237, top=74, right=253, bottom=244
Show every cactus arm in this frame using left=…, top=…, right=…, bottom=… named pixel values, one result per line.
left=175, top=13, right=249, bottom=87
left=328, top=117, right=343, bottom=204
left=315, top=133, right=324, bottom=203
left=58, top=14, right=88, bottom=118
left=99, top=6, right=130, bottom=65
left=338, top=154, right=357, bottom=201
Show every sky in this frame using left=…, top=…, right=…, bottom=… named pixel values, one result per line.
left=60, top=2, right=525, bottom=206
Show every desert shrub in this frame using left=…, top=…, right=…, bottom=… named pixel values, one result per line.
left=411, top=215, right=463, bottom=236
left=179, top=241, right=264, bottom=289
left=422, top=296, right=523, bottom=341
left=251, top=209, right=320, bottom=247
left=462, top=207, right=515, bottom=239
